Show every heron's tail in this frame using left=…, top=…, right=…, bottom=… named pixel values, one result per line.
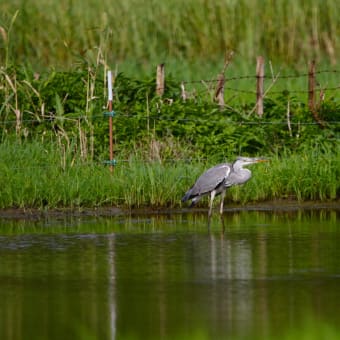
left=182, top=190, right=201, bottom=207
left=181, top=191, right=192, bottom=202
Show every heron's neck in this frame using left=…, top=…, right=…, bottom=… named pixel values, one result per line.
left=232, top=160, right=252, bottom=178
left=233, top=160, right=247, bottom=172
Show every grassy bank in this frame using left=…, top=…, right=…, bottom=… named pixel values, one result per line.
left=0, top=140, right=338, bottom=210
left=0, top=0, right=339, bottom=73
left=0, top=21, right=339, bottom=211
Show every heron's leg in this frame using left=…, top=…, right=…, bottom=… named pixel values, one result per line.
left=207, top=190, right=216, bottom=229
left=219, top=190, right=226, bottom=215
left=208, top=190, right=216, bottom=218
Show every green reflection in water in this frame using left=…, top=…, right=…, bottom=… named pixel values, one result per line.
left=0, top=209, right=339, bottom=340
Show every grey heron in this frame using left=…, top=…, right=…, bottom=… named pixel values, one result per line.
left=182, top=156, right=268, bottom=220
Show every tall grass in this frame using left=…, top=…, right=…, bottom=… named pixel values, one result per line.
left=236, top=145, right=340, bottom=203
left=0, top=0, right=339, bottom=73
left=0, top=140, right=338, bottom=210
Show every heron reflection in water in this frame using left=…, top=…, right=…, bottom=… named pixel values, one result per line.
left=182, top=157, right=268, bottom=225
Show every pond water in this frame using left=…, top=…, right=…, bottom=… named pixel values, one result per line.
left=0, top=209, right=339, bottom=340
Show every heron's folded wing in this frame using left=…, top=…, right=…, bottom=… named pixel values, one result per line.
left=193, top=163, right=231, bottom=195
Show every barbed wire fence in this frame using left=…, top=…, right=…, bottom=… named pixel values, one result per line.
left=0, top=57, right=339, bottom=170
left=0, top=69, right=339, bottom=124
left=0, top=58, right=339, bottom=125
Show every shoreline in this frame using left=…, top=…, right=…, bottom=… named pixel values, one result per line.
left=0, top=200, right=339, bottom=221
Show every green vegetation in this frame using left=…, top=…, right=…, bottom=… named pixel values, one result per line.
left=0, top=62, right=339, bottom=209
left=0, top=0, right=339, bottom=74
left=0, top=65, right=339, bottom=154
left=0, top=1, right=339, bottom=210
left=0, top=139, right=338, bottom=209
left=0, top=63, right=339, bottom=209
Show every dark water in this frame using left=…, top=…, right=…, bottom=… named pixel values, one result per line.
left=0, top=209, right=340, bottom=340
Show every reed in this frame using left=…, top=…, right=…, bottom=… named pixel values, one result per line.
left=233, top=146, right=340, bottom=203
left=0, top=140, right=338, bottom=209
left=0, top=0, right=339, bottom=73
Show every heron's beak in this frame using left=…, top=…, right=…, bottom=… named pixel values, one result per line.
left=256, top=158, right=269, bottom=163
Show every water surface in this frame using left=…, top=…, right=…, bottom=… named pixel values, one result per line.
left=0, top=209, right=339, bottom=339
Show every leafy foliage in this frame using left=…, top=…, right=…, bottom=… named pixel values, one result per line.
left=0, top=66, right=339, bottom=163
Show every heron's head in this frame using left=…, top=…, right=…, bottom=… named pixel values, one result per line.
left=235, top=156, right=268, bottom=166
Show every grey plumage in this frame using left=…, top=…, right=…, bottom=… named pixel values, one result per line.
left=181, top=162, right=231, bottom=206
left=182, top=156, right=267, bottom=220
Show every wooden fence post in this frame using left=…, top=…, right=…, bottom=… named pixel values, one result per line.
left=308, top=60, right=316, bottom=112
left=256, top=56, right=265, bottom=117
left=308, top=60, right=325, bottom=128
left=156, top=63, right=165, bottom=96
left=214, top=73, right=225, bottom=108
left=213, top=51, right=234, bottom=108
